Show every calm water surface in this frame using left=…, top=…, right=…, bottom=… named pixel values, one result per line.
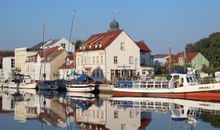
left=0, top=88, right=220, bottom=130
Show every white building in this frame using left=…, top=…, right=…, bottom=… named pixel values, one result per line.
left=2, top=56, right=15, bottom=80
left=59, top=53, right=75, bottom=80
left=15, top=38, right=72, bottom=77
left=75, top=29, right=153, bottom=82
left=0, top=51, right=15, bottom=82
left=26, top=46, right=67, bottom=80
left=153, top=54, right=168, bottom=66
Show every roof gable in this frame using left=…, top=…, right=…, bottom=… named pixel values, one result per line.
left=185, top=52, right=198, bottom=62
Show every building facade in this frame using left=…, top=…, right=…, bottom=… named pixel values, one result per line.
left=26, top=46, right=67, bottom=80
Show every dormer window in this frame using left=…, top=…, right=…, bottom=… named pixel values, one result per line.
left=95, top=44, right=98, bottom=49
left=61, top=43, right=66, bottom=49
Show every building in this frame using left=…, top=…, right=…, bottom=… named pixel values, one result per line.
left=75, top=18, right=153, bottom=82
left=153, top=54, right=169, bottom=66
left=15, top=38, right=72, bottom=77
left=26, top=46, right=67, bottom=80
left=170, top=52, right=209, bottom=70
left=59, top=53, right=75, bottom=80
left=31, top=38, right=74, bottom=52
left=0, top=51, right=15, bottom=82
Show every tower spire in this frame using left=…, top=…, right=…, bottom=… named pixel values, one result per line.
left=108, top=10, right=120, bottom=32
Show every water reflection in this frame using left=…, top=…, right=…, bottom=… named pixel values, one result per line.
left=0, top=88, right=220, bottom=130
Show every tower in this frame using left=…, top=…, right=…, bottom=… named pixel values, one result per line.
left=108, top=11, right=120, bottom=32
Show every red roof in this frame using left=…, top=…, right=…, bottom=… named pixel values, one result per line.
left=76, top=30, right=123, bottom=51
left=59, top=62, right=74, bottom=69
left=135, top=41, right=151, bottom=52
left=26, top=46, right=65, bottom=62
left=185, top=52, right=198, bottom=63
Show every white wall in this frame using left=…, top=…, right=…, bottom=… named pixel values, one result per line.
left=105, top=31, right=140, bottom=80
left=2, top=56, right=15, bottom=80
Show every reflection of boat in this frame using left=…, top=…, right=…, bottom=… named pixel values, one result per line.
left=66, top=92, right=95, bottom=100
left=111, top=97, right=220, bottom=129
left=112, top=73, right=220, bottom=101
left=8, top=74, right=36, bottom=89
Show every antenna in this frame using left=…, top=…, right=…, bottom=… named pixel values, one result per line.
left=113, top=10, right=116, bottom=21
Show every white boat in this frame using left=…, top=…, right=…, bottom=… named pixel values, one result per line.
left=66, top=84, right=95, bottom=92
left=112, top=73, right=220, bottom=101
left=8, top=74, right=36, bottom=89
left=65, top=74, right=96, bottom=92
left=37, top=80, right=59, bottom=90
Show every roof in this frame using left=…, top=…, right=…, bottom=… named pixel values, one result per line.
left=135, top=41, right=151, bottom=52
left=76, top=30, right=123, bottom=51
left=0, top=50, right=14, bottom=57
left=59, top=62, right=74, bottom=69
left=153, top=54, right=168, bottom=58
left=185, top=52, right=198, bottom=63
left=30, top=38, right=61, bottom=50
left=26, top=46, right=65, bottom=62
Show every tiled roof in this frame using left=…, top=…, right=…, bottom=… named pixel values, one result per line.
left=185, top=52, right=198, bottom=63
left=135, top=41, right=151, bottom=52
left=59, top=62, right=74, bottom=69
left=76, top=30, right=123, bottom=51
left=26, top=46, right=64, bottom=62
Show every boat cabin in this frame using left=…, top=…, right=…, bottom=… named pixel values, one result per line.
left=170, top=73, right=198, bottom=88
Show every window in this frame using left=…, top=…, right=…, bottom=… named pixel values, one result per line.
left=11, top=59, right=15, bottom=68
left=61, top=43, right=66, bottom=49
left=81, top=57, right=83, bottom=65
left=121, top=124, right=126, bottom=130
left=114, top=111, right=118, bottom=118
left=120, top=42, right=125, bottom=50
left=96, top=56, right=99, bottom=64
left=101, top=56, right=104, bottom=64
left=77, top=58, right=80, bottom=65
left=129, top=56, right=134, bottom=64
left=114, top=56, right=118, bottom=64
left=93, top=56, right=95, bottom=64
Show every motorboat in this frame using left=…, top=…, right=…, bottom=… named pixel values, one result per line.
left=112, top=73, right=220, bottom=101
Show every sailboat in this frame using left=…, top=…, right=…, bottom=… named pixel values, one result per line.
left=64, top=11, right=96, bottom=92
left=37, top=23, right=59, bottom=91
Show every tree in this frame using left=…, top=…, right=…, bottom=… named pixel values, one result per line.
left=74, top=40, right=83, bottom=50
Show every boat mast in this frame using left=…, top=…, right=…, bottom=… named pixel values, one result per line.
left=42, top=23, right=46, bottom=81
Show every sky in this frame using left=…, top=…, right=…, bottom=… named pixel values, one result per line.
left=1, top=0, right=220, bottom=54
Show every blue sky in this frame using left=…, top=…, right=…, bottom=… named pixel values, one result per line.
left=1, top=0, right=220, bottom=53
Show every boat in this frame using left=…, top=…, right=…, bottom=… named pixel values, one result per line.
left=37, top=80, right=59, bottom=90
left=62, top=12, right=96, bottom=92
left=111, top=73, right=220, bottom=101
left=65, top=74, right=96, bottom=92
left=8, top=74, right=36, bottom=89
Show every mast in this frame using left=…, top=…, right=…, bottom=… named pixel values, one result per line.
left=64, top=10, right=76, bottom=80
left=42, top=23, right=46, bottom=81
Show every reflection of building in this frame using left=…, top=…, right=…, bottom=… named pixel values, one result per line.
left=74, top=99, right=151, bottom=130
left=106, top=101, right=151, bottom=130
left=14, top=101, right=38, bottom=122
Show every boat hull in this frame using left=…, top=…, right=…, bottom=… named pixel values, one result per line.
left=112, top=91, right=220, bottom=101
left=112, top=82, right=220, bottom=101
left=8, top=83, right=36, bottom=89
left=66, top=85, right=95, bottom=92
